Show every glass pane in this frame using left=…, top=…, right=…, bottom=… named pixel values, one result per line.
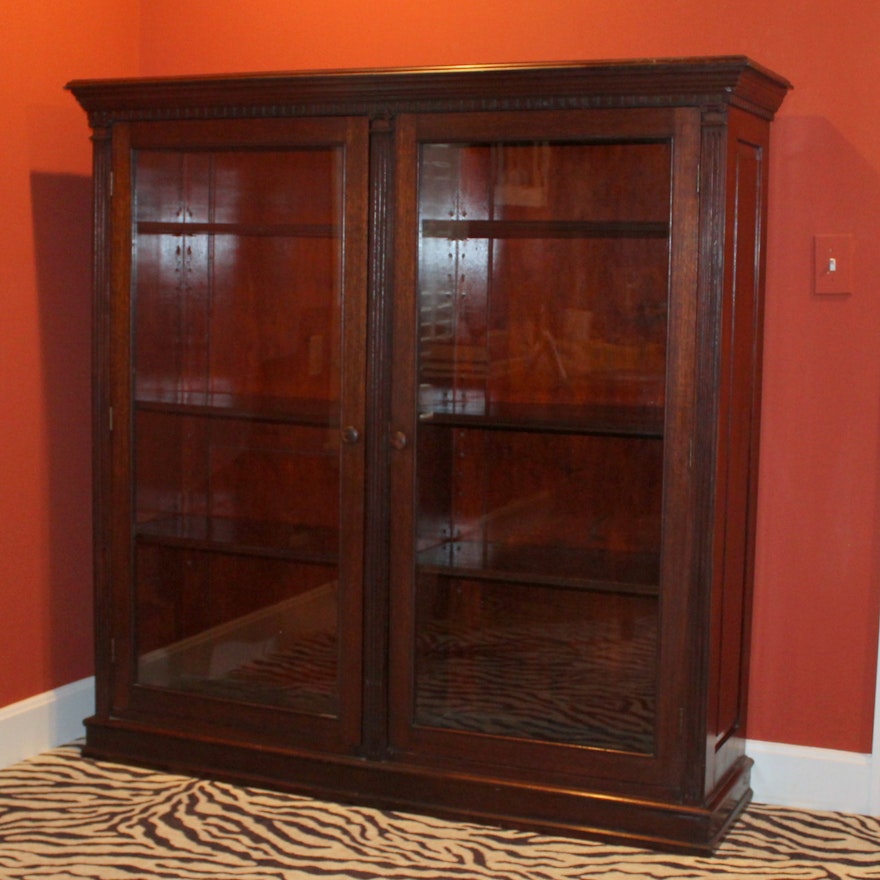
left=413, top=140, right=669, bottom=753
left=415, top=430, right=661, bottom=750
left=137, top=548, right=338, bottom=714
left=418, top=141, right=670, bottom=416
left=417, top=429, right=662, bottom=572
left=134, top=150, right=341, bottom=406
left=131, top=147, right=344, bottom=714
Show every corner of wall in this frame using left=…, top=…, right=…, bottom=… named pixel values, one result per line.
left=0, top=678, right=93, bottom=769
left=748, top=739, right=876, bottom=815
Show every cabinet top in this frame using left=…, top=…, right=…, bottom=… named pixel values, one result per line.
left=67, top=56, right=790, bottom=126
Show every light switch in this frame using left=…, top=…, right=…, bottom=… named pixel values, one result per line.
left=814, top=234, right=854, bottom=296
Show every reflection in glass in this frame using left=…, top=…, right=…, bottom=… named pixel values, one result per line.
left=414, top=578, right=657, bottom=752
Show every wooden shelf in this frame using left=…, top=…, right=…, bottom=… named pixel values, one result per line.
left=421, top=219, right=669, bottom=240
left=418, top=540, right=659, bottom=596
left=135, top=391, right=338, bottom=427
left=136, top=220, right=338, bottom=238
left=419, top=401, right=664, bottom=437
left=137, top=515, right=338, bottom=564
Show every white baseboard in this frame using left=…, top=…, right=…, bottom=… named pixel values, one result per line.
left=747, top=738, right=876, bottom=815
left=1, top=683, right=876, bottom=816
left=0, top=677, right=93, bottom=769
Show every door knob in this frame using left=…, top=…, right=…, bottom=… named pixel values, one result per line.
left=390, top=430, right=409, bottom=450
left=342, top=425, right=360, bottom=445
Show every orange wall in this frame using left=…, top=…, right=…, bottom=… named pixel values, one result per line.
left=4, top=0, right=879, bottom=755
left=0, top=2, right=139, bottom=707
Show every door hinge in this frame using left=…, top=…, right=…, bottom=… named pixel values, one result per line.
left=109, top=171, right=114, bottom=198
left=110, top=637, right=116, bottom=665
left=108, top=406, right=114, bottom=432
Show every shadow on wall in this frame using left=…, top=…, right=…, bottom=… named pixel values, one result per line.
left=31, top=171, right=94, bottom=690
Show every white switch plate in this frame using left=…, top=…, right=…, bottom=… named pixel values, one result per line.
left=814, top=234, right=854, bottom=296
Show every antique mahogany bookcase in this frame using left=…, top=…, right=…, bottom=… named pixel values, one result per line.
left=67, top=57, right=790, bottom=851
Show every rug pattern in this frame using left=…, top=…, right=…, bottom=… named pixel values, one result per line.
left=0, top=745, right=879, bottom=879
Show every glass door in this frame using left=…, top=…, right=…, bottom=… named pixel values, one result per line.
left=115, top=118, right=368, bottom=751
left=390, top=110, right=693, bottom=779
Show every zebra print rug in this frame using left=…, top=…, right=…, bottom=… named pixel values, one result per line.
left=1, top=744, right=878, bottom=879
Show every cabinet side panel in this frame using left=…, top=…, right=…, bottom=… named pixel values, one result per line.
left=707, top=108, right=770, bottom=790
